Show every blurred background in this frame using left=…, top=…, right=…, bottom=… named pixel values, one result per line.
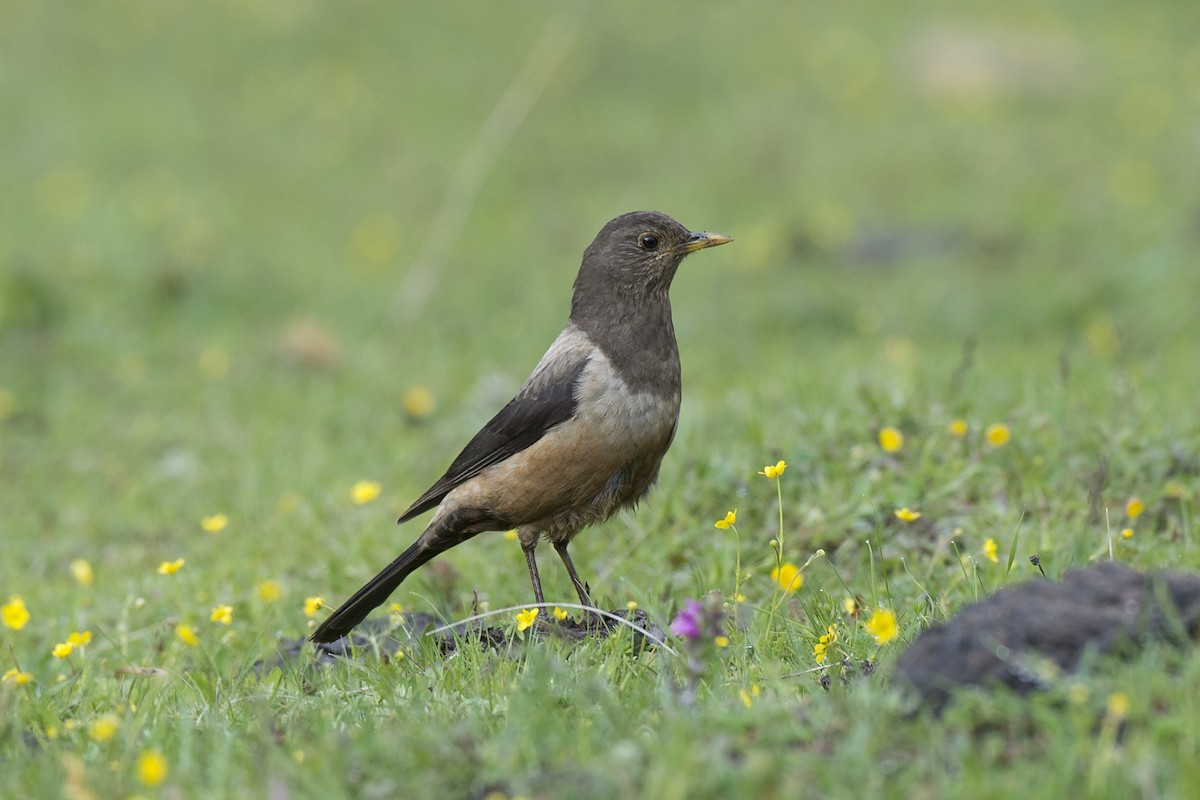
left=2, top=1, right=1198, bottom=602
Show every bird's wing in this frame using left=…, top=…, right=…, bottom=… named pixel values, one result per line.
left=397, top=327, right=593, bottom=523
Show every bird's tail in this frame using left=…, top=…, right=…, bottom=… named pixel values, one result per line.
left=310, top=539, right=440, bottom=644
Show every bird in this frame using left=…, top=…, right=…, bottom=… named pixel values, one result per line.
left=310, top=210, right=732, bottom=643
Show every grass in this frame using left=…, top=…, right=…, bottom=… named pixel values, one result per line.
left=3, top=1, right=1200, bottom=797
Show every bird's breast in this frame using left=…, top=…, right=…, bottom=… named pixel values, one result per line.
left=572, top=349, right=680, bottom=449
left=447, top=349, right=679, bottom=527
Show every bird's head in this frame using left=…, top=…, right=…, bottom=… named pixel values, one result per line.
left=572, top=211, right=732, bottom=307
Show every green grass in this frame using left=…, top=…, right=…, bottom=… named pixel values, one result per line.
left=3, top=1, right=1200, bottom=797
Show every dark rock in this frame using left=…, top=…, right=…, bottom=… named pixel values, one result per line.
left=896, top=562, right=1200, bottom=711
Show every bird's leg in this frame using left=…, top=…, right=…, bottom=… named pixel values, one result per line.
left=522, top=541, right=546, bottom=606
left=553, top=541, right=593, bottom=609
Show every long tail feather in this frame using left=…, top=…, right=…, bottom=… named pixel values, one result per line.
left=310, top=540, right=437, bottom=643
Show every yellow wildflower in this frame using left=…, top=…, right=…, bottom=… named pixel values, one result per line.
left=176, top=623, right=198, bottom=646
left=842, top=596, right=859, bottom=617
left=201, top=513, right=228, bottom=533
left=304, top=597, right=325, bottom=618
left=515, top=608, right=539, bottom=632
left=209, top=604, right=233, bottom=625
left=626, top=600, right=638, bottom=611
left=770, top=562, right=803, bottom=593
left=137, top=750, right=169, bottom=788
left=1125, top=497, right=1145, bottom=519
left=504, top=529, right=518, bottom=541
left=1121, top=528, right=1134, bottom=540
left=88, top=714, right=120, bottom=743
left=2, top=668, right=33, bottom=685
left=985, top=423, right=1011, bottom=447
left=983, top=538, right=999, bottom=563
left=714, top=635, right=730, bottom=648
left=389, top=602, right=405, bottom=614
left=714, top=509, right=737, bottom=530
left=1106, top=691, right=1131, bottom=720
left=948, top=419, right=968, bottom=438
left=157, top=558, right=185, bottom=576
left=737, top=683, right=761, bottom=709
left=878, top=427, right=904, bottom=453
left=69, top=559, right=94, bottom=587
left=350, top=480, right=381, bottom=505
left=865, top=608, right=898, bottom=645
left=256, top=580, right=283, bottom=603
left=2, top=596, right=30, bottom=630
left=758, top=460, right=787, bottom=478
left=402, top=386, right=436, bottom=419
left=51, top=642, right=74, bottom=659
left=67, top=631, right=91, bottom=647
left=553, top=607, right=568, bottom=621
left=894, top=507, right=921, bottom=522
left=814, top=624, right=838, bottom=663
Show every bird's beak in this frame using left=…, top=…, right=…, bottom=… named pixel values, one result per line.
left=679, top=231, right=733, bottom=254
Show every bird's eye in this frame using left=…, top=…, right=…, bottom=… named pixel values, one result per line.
left=639, top=234, right=659, bottom=250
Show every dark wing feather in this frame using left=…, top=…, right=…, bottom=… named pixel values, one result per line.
left=397, top=356, right=587, bottom=523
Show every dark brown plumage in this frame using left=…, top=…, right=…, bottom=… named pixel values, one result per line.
left=311, top=211, right=731, bottom=643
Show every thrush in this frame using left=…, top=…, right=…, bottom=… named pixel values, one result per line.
left=311, top=210, right=731, bottom=643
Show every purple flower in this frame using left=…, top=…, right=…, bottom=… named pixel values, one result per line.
left=670, top=599, right=705, bottom=640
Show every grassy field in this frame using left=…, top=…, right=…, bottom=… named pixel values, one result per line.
left=3, top=1, right=1200, bottom=797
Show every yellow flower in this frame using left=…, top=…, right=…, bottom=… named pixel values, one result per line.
left=948, top=419, right=968, bottom=438
left=256, top=580, right=283, bottom=603
left=2, top=596, right=30, bottom=630
left=1106, top=691, right=1131, bottom=720
left=157, top=558, right=185, bottom=576
left=69, top=559, right=94, bottom=587
left=878, top=427, right=904, bottom=453
left=201, top=513, right=228, bottom=533
left=714, top=509, right=737, bottom=530
left=814, top=624, right=838, bottom=663
left=983, top=538, right=999, bottom=563
left=1121, top=528, right=1134, bottom=540
left=304, top=597, right=325, bottom=618
left=88, top=714, right=120, bottom=743
left=2, top=668, right=33, bottom=685
left=209, top=604, right=233, bottom=625
left=67, top=631, right=91, bottom=647
left=504, top=529, right=518, bottom=541
left=985, top=423, right=1011, bottom=447
left=52, top=642, right=74, bottom=659
left=738, top=689, right=753, bottom=708
left=176, top=623, right=199, bottom=647
left=389, top=602, right=405, bottom=614
left=714, top=635, right=729, bottom=648
left=865, top=609, right=898, bottom=645
left=350, top=480, right=382, bottom=505
left=758, top=460, right=787, bottom=478
left=770, top=562, right=803, bottom=594
left=842, top=596, right=859, bottom=617
left=402, top=386, right=436, bottom=419
left=553, top=607, right=568, bottom=621
left=1125, top=497, right=1145, bottom=519
left=626, top=600, right=638, bottom=611
left=137, top=750, right=169, bottom=788
left=894, top=507, right=921, bottom=522
left=515, top=608, right=540, bottom=632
